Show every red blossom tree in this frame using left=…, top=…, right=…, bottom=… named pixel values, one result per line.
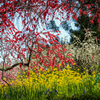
left=0, top=0, right=99, bottom=86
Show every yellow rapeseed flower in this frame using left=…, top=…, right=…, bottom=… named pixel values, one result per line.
left=66, top=65, right=71, bottom=69
left=40, top=68, right=43, bottom=71
left=53, top=68, right=58, bottom=71
left=46, top=68, right=50, bottom=72
left=50, top=66, right=53, bottom=70
left=83, top=68, right=85, bottom=70
left=73, top=63, right=76, bottom=65
left=35, top=66, right=37, bottom=68
left=59, top=63, right=61, bottom=66
left=97, top=83, right=100, bottom=88
left=92, top=71, right=95, bottom=75
left=86, top=69, right=88, bottom=72
left=91, top=81, right=94, bottom=85
left=93, top=74, right=96, bottom=80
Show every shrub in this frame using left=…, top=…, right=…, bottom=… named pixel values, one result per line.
left=62, top=29, right=100, bottom=75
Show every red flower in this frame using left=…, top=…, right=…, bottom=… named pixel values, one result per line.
left=92, top=55, right=94, bottom=59
left=35, top=69, right=39, bottom=74
left=52, top=57, right=55, bottom=66
left=86, top=35, right=88, bottom=38
left=46, top=44, right=50, bottom=48
left=90, top=20, right=94, bottom=24
left=95, top=38, right=97, bottom=41
left=58, top=69, right=61, bottom=71
left=20, top=64, right=22, bottom=68
left=30, top=66, right=33, bottom=69
left=27, top=71, right=29, bottom=76
left=67, top=54, right=72, bottom=56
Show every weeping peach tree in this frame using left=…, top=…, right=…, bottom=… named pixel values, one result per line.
left=0, top=0, right=99, bottom=86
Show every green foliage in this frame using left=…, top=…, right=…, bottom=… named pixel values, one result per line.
left=70, top=14, right=100, bottom=46
left=46, top=20, right=59, bottom=32
left=90, top=64, right=100, bottom=75
left=61, top=21, right=69, bottom=31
